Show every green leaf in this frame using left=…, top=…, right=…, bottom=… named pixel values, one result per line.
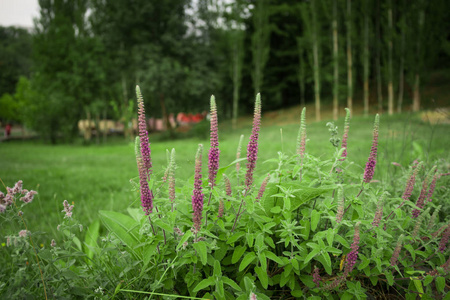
left=326, top=228, right=335, bottom=246
left=153, top=218, right=174, bottom=233
left=213, top=260, right=222, bottom=277
left=423, top=275, right=434, bottom=287
left=232, top=245, right=247, bottom=264
left=358, top=255, right=370, bottom=270
left=239, top=252, right=256, bottom=272
left=303, top=248, right=320, bottom=265
left=193, top=241, right=208, bottom=265
left=311, top=210, right=320, bottom=231
left=193, top=277, right=215, bottom=293
left=176, top=230, right=192, bottom=250
left=264, top=251, right=284, bottom=266
left=258, top=252, right=267, bottom=271
left=227, top=232, right=245, bottom=244
left=84, top=219, right=100, bottom=262
left=411, top=277, right=424, bottom=295
left=99, top=210, right=141, bottom=259
left=127, top=207, right=144, bottom=222
left=436, top=276, right=445, bottom=293
left=385, top=271, right=394, bottom=286
left=142, top=243, right=159, bottom=266
left=320, top=252, right=331, bottom=271
left=404, top=244, right=416, bottom=262
left=270, top=206, right=282, bottom=214
left=222, top=277, right=242, bottom=291
left=73, top=236, right=82, bottom=251
left=214, top=241, right=228, bottom=262
left=216, top=279, right=224, bottom=298
left=335, top=234, right=350, bottom=248
left=291, top=290, right=303, bottom=298
left=246, top=233, right=255, bottom=247
left=316, top=253, right=332, bottom=275
left=255, top=266, right=268, bottom=289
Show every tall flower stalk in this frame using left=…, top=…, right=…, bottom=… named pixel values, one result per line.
left=168, top=149, right=176, bottom=212
left=208, top=96, right=220, bottom=199
left=236, top=134, right=244, bottom=180
left=363, top=114, right=379, bottom=183
left=340, top=108, right=351, bottom=161
left=232, top=95, right=261, bottom=233
left=192, top=144, right=204, bottom=235
left=296, top=107, right=306, bottom=180
left=244, top=94, right=262, bottom=192
left=135, top=137, right=153, bottom=215
left=136, top=85, right=152, bottom=178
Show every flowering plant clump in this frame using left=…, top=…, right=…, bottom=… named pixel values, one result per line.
left=1, top=89, right=449, bottom=299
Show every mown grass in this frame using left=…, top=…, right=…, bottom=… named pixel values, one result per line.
left=1, top=110, right=448, bottom=241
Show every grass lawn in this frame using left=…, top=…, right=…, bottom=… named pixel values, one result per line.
left=1, top=110, right=448, bottom=242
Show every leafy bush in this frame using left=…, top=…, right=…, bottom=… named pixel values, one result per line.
left=1, top=87, right=449, bottom=299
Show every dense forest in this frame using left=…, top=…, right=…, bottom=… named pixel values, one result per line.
left=1, top=0, right=449, bottom=142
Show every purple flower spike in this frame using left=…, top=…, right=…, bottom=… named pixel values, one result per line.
left=335, top=187, right=344, bottom=224
left=340, top=108, right=351, bottom=161
left=208, top=96, right=220, bottom=189
left=363, top=114, right=379, bottom=183
left=135, top=137, right=153, bottom=215
left=439, top=224, right=450, bottom=253
left=245, top=94, right=262, bottom=192
left=343, top=222, right=361, bottom=276
left=192, top=144, right=204, bottom=233
left=426, top=168, right=438, bottom=203
left=390, top=235, right=404, bottom=267
left=136, top=86, right=152, bottom=179
left=312, top=266, right=322, bottom=287
left=62, top=200, right=74, bottom=218
left=169, top=149, right=176, bottom=211
left=223, top=174, right=232, bottom=197
left=402, top=162, right=422, bottom=202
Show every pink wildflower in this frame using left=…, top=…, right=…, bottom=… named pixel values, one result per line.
left=439, top=225, right=450, bottom=253
left=218, top=199, right=224, bottom=218
left=343, top=222, right=361, bottom=276
left=336, top=187, right=344, bottom=224
left=390, top=235, right=404, bottom=267
left=20, top=190, right=37, bottom=203
left=363, top=114, right=379, bottom=183
left=208, top=96, right=220, bottom=189
left=192, top=144, right=204, bottom=233
left=245, top=95, right=262, bottom=192
left=136, top=86, right=152, bottom=178
left=62, top=200, right=74, bottom=218
left=224, top=175, right=232, bottom=197
left=340, top=108, right=350, bottom=161
left=372, top=193, right=385, bottom=227
left=312, top=266, right=322, bottom=287
left=19, top=230, right=28, bottom=238
left=296, top=107, right=306, bottom=164
left=255, top=173, right=270, bottom=201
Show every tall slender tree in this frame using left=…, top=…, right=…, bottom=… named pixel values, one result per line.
left=397, top=0, right=406, bottom=113
left=346, top=0, right=353, bottom=113
left=387, top=0, right=394, bottom=115
left=362, top=0, right=371, bottom=116
left=332, top=0, right=339, bottom=120
left=251, top=0, right=271, bottom=96
left=412, top=1, right=425, bottom=112
left=375, top=0, right=383, bottom=113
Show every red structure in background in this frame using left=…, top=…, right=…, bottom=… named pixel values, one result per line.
left=5, top=123, right=11, bottom=138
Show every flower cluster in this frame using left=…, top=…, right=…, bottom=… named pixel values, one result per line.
left=62, top=200, right=74, bottom=218
left=402, top=162, right=421, bottom=202
left=363, top=114, right=379, bottom=183
left=208, top=96, right=220, bottom=189
left=136, top=86, right=152, bottom=178
left=19, top=230, right=29, bottom=238
left=192, top=144, right=204, bottom=233
left=0, top=181, right=37, bottom=213
left=426, top=168, right=438, bottom=202
left=218, top=200, right=224, bottom=218
left=135, top=137, right=153, bottom=215
left=223, top=175, right=232, bottom=197
left=244, top=94, right=262, bottom=192
left=412, top=166, right=436, bottom=218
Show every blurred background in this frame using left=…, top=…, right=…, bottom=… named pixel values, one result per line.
left=0, top=0, right=449, bottom=143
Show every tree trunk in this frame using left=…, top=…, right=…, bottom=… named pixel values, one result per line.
left=312, top=0, right=321, bottom=121
left=332, top=0, right=339, bottom=121
left=397, top=12, right=405, bottom=113
left=251, top=0, right=270, bottom=96
left=376, top=0, right=383, bottom=114
left=387, top=0, right=394, bottom=115
left=413, top=73, right=420, bottom=111
left=232, top=30, right=244, bottom=130
left=363, top=0, right=370, bottom=117
left=346, top=0, right=353, bottom=113
left=413, top=8, right=425, bottom=112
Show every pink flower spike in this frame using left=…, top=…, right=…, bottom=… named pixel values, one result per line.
left=136, top=86, right=152, bottom=179
left=340, top=108, right=351, bottom=161
left=208, top=96, right=220, bottom=189
left=245, top=94, right=262, bottom=192
left=363, top=114, right=379, bottom=183
left=192, top=144, right=204, bottom=233
left=439, top=224, right=450, bottom=253
left=255, top=173, right=270, bottom=202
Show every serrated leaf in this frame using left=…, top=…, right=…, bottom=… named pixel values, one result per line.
left=176, top=230, right=192, bottom=250
left=303, top=248, right=320, bottom=265
left=264, top=251, right=284, bottom=265
left=436, top=276, right=445, bottom=293
left=232, top=245, right=247, bottom=264
left=227, top=232, right=245, bottom=244
left=255, top=266, right=268, bottom=289
left=222, top=277, right=242, bottom=291
left=193, top=277, right=215, bottom=292
left=423, top=275, right=434, bottom=287
left=311, top=210, right=320, bottom=231
left=213, top=260, right=222, bottom=277
left=193, top=241, right=207, bottom=265
left=239, top=252, right=256, bottom=272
